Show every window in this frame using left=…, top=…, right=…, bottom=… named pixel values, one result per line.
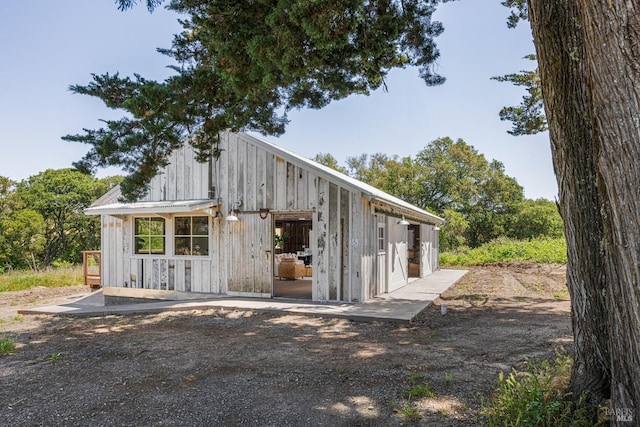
left=377, top=223, right=386, bottom=253
left=175, top=216, right=209, bottom=256
left=134, top=217, right=166, bottom=255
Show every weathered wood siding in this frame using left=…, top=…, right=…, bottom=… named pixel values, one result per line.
left=420, top=224, right=434, bottom=277
left=97, top=132, right=442, bottom=302
left=101, top=216, right=126, bottom=288
left=227, top=212, right=272, bottom=296
left=141, top=143, right=211, bottom=201
left=387, top=217, right=408, bottom=292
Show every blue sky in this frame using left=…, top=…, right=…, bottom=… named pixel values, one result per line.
left=0, top=1, right=557, bottom=200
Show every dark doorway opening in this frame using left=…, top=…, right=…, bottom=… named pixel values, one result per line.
left=408, top=223, right=421, bottom=278
left=273, top=212, right=313, bottom=299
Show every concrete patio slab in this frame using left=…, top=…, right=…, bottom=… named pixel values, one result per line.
left=19, top=269, right=468, bottom=323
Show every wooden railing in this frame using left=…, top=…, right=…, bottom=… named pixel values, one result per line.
left=82, top=251, right=102, bottom=288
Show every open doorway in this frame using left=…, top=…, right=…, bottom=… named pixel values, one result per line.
left=408, top=223, right=421, bottom=278
left=273, top=212, right=313, bottom=299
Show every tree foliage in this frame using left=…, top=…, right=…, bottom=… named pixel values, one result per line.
left=508, top=198, right=563, bottom=240
left=502, top=0, right=640, bottom=416
left=492, top=55, right=546, bottom=136
left=321, top=137, right=542, bottom=249
left=311, top=153, right=349, bottom=175
left=0, top=209, right=46, bottom=271
left=66, top=0, right=447, bottom=201
left=0, top=171, right=122, bottom=270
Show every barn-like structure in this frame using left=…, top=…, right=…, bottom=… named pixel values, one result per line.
left=86, top=131, right=444, bottom=303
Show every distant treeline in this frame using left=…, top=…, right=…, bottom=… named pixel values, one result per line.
left=1, top=137, right=563, bottom=272
left=314, top=137, right=564, bottom=251
left=0, top=169, right=122, bottom=271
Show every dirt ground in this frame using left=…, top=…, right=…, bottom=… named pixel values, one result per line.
left=0, top=263, right=572, bottom=426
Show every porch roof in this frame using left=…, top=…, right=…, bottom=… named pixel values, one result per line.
left=85, top=199, right=219, bottom=216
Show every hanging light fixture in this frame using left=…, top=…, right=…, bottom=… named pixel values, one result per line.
left=225, top=194, right=243, bottom=222
left=399, top=215, right=410, bottom=226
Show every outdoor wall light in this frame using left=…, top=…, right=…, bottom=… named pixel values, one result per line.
left=398, top=216, right=410, bottom=226
left=225, top=194, right=243, bottom=222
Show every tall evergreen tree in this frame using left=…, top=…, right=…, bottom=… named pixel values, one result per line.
left=65, top=0, right=446, bottom=201
left=502, top=0, right=640, bottom=419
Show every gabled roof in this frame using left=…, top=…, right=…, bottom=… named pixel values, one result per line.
left=87, top=131, right=444, bottom=225
left=240, top=132, right=445, bottom=225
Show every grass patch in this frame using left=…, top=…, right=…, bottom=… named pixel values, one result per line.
left=399, top=403, right=422, bottom=422
left=0, top=335, right=17, bottom=356
left=440, top=237, right=567, bottom=266
left=0, top=266, right=83, bottom=292
left=408, top=383, right=434, bottom=399
left=482, top=349, right=593, bottom=426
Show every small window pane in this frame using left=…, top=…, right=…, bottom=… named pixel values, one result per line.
left=135, top=237, right=149, bottom=254
left=192, top=217, right=209, bottom=235
left=150, top=218, right=165, bottom=235
left=193, top=237, right=208, bottom=256
left=175, top=217, right=190, bottom=235
left=175, top=237, right=191, bottom=255
left=377, top=224, right=385, bottom=252
left=150, top=237, right=165, bottom=254
left=135, top=218, right=147, bottom=235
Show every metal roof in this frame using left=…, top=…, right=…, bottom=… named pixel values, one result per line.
left=85, top=199, right=218, bottom=216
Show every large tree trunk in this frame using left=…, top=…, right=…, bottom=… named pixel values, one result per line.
left=576, top=1, right=640, bottom=420
left=527, top=0, right=610, bottom=406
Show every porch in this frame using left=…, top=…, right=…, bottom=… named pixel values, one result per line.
left=20, top=269, right=467, bottom=323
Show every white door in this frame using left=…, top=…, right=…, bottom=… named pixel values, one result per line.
left=227, top=213, right=273, bottom=295
left=421, top=224, right=433, bottom=277
left=387, top=217, right=408, bottom=292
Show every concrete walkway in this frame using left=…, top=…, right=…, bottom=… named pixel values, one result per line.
left=20, top=269, right=468, bottom=323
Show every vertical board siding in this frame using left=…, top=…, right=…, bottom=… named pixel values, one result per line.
left=140, top=143, right=211, bottom=202
left=387, top=217, right=408, bottom=293
left=420, top=224, right=433, bottom=277
left=328, top=183, right=339, bottom=300
left=340, top=188, right=350, bottom=301
left=315, top=178, right=329, bottom=301
left=210, top=218, right=221, bottom=294
left=237, top=138, right=246, bottom=209
left=256, top=148, right=266, bottom=208
left=246, top=143, right=257, bottom=211
left=297, top=168, right=308, bottom=208
left=226, top=213, right=272, bottom=294
left=349, top=196, right=366, bottom=302
left=286, top=162, right=296, bottom=210
left=275, top=156, right=287, bottom=209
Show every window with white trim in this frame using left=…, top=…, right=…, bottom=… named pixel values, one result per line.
left=175, top=216, right=209, bottom=256
left=377, top=222, right=386, bottom=253
left=134, top=217, right=166, bottom=255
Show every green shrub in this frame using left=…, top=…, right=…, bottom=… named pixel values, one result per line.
left=440, top=237, right=567, bottom=266
left=0, top=265, right=83, bottom=292
left=0, top=335, right=17, bottom=356
left=482, top=349, right=592, bottom=426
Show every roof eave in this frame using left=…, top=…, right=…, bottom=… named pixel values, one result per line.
left=84, top=199, right=219, bottom=216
